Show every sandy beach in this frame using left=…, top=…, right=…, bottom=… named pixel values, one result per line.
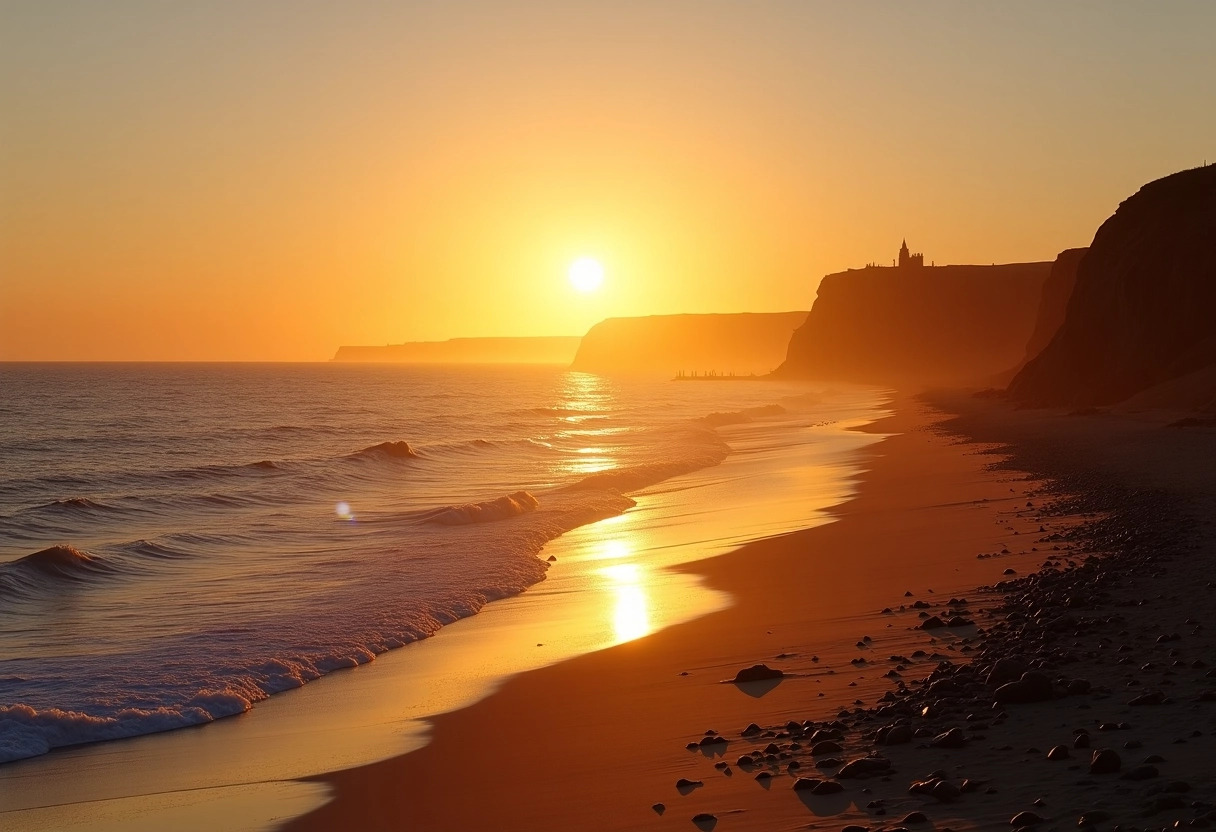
left=284, top=395, right=1216, bottom=831
left=277, top=392, right=1216, bottom=832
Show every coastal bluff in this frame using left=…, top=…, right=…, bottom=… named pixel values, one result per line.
left=332, top=336, right=581, bottom=364
left=1010, top=165, right=1216, bottom=408
left=774, top=261, right=1051, bottom=386
left=569, top=312, right=807, bottom=376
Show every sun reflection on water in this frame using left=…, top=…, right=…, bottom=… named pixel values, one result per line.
left=601, top=562, right=651, bottom=643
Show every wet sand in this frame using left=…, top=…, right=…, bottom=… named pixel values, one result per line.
left=287, top=395, right=1104, bottom=831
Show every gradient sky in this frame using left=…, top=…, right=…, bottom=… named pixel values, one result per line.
left=2, top=1, right=1214, bottom=361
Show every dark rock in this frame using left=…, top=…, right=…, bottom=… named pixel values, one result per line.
left=837, top=756, right=893, bottom=778
left=988, top=658, right=1030, bottom=686
left=741, top=722, right=762, bottom=736
left=1047, top=745, right=1070, bottom=760
left=930, top=728, right=968, bottom=749
left=1078, top=810, right=1110, bottom=825
left=1128, top=690, right=1165, bottom=706
left=903, top=811, right=929, bottom=824
left=1010, top=812, right=1045, bottom=826
left=793, top=777, right=824, bottom=791
left=995, top=672, right=1054, bottom=704
left=1120, top=765, right=1158, bottom=781
left=732, top=664, right=783, bottom=684
left=932, top=781, right=961, bottom=802
left=921, top=616, right=946, bottom=630
left=652, top=803, right=665, bottom=814
left=676, top=778, right=703, bottom=790
left=1089, top=749, right=1121, bottom=775
left=1073, top=734, right=1091, bottom=749
left=878, top=724, right=913, bottom=745
left=813, top=780, right=845, bottom=795
left=812, top=740, right=844, bottom=755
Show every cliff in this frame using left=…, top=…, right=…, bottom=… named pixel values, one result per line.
left=774, top=262, right=1051, bottom=386
left=569, top=312, right=807, bottom=376
left=1009, top=165, right=1216, bottom=407
left=332, top=336, right=581, bottom=364
left=1019, top=248, right=1088, bottom=366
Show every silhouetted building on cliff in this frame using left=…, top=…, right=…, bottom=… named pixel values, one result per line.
left=898, top=239, right=924, bottom=268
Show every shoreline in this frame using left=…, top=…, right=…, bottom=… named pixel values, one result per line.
left=0, top=387, right=887, bottom=832
left=285, top=394, right=1216, bottom=831
left=284, top=396, right=1059, bottom=830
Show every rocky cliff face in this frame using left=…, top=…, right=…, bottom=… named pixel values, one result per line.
left=1019, top=248, right=1088, bottom=366
left=570, top=312, right=807, bottom=376
left=1009, top=166, right=1216, bottom=407
left=774, top=263, right=1051, bottom=386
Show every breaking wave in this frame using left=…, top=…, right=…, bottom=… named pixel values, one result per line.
left=423, top=491, right=540, bottom=525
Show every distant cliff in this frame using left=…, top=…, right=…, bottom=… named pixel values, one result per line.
left=774, top=262, right=1051, bottom=386
left=1009, top=166, right=1216, bottom=407
left=570, top=312, right=807, bottom=376
left=333, top=336, right=581, bottom=364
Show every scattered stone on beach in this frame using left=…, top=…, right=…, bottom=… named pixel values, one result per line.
left=1120, top=764, right=1158, bottom=781
left=1128, top=690, right=1165, bottom=706
left=877, top=724, right=913, bottom=745
left=921, top=616, right=946, bottom=630
left=902, top=811, right=929, bottom=824
left=1089, top=749, right=1121, bottom=774
left=986, top=658, right=1030, bottom=686
left=652, top=803, right=665, bottom=814
left=836, top=756, right=893, bottom=778
left=732, top=664, right=783, bottom=684
left=675, top=778, right=703, bottom=790
left=811, top=740, right=844, bottom=755
left=812, top=780, right=845, bottom=795
left=930, top=727, right=967, bottom=748
left=691, top=813, right=717, bottom=824
left=1077, top=810, right=1110, bottom=826
left=1046, top=745, right=1070, bottom=760
left=1009, top=811, right=1044, bottom=826
left=994, top=672, right=1054, bottom=704
left=793, top=777, right=823, bottom=791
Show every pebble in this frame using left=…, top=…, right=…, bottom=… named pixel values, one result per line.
left=930, top=727, right=968, bottom=748
left=1089, top=749, right=1121, bottom=774
left=1047, top=745, right=1070, bottom=760
left=1010, top=811, right=1044, bottom=826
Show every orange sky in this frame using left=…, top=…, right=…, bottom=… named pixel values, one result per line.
left=2, top=1, right=1214, bottom=361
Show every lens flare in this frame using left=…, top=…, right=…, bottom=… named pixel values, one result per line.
left=336, top=501, right=355, bottom=521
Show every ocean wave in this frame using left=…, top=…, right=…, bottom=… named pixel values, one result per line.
left=35, top=497, right=116, bottom=515
left=423, top=491, right=540, bottom=525
left=350, top=440, right=420, bottom=461
left=118, top=539, right=194, bottom=560
left=700, top=404, right=787, bottom=428
left=0, top=546, right=118, bottom=600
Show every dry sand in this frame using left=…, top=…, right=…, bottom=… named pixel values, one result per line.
left=285, top=395, right=1216, bottom=832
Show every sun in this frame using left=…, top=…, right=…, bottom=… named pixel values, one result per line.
left=568, top=257, right=604, bottom=293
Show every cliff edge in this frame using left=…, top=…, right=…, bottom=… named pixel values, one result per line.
left=774, top=262, right=1051, bottom=387
left=1009, top=166, right=1216, bottom=407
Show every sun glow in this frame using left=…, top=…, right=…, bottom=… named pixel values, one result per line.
left=568, top=257, right=604, bottom=293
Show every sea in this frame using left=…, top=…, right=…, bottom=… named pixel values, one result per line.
left=0, top=363, right=886, bottom=774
